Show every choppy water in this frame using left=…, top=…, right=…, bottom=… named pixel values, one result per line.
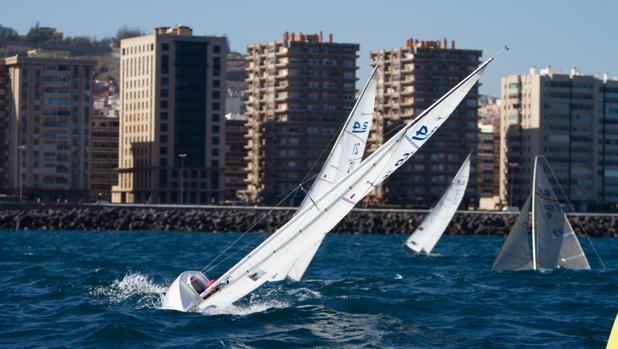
left=0, top=230, right=615, bottom=348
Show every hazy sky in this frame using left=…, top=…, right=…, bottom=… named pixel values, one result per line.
left=2, top=0, right=616, bottom=96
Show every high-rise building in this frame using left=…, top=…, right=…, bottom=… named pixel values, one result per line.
left=111, top=25, right=228, bottom=204
left=369, top=39, right=481, bottom=208
left=0, top=62, right=9, bottom=193
left=90, top=114, right=118, bottom=201
left=4, top=50, right=95, bottom=200
left=477, top=118, right=500, bottom=209
left=244, top=32, right=359, bottom=204
left=224, top=113, right=247, bottom=201
left=225, top=51, right=247, bottom=115
left=500, top=67, right=618, bottom=212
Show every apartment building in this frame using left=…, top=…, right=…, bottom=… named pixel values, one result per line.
left=112, top=25, right=228, bottom=204
left=244, top=32, right=359, bottom=204
left=224, top=113, right=247, bottom=201
left=369, top=39, right=481, bottom=208
left=500, top=67, right=618, bottom=211
left=90, top=114, right=118, bottom=201
left=0, top=63, right=9, bottom=192
left=477, top=118, right=500, bottom=209
left=4, top=50, right=95, bottom=200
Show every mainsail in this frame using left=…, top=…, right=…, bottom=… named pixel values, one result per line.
left=165, top=56, right=494, bottom=311
left=285, top=67, right=378, bottom=281
left=491, top=195, right=533, bottom=271
left=491, top=156, right=590, bottom=271
left=404, top=153, right=471, bottom=254
left=532, top=156, right=590, bottom=271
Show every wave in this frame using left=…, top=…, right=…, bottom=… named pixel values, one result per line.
left=90, top=272, right=166, bottom=309
left=198, top=299, right=290, bottom=316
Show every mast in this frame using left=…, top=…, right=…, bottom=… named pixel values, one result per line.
left=531, top=156, right=538, bottom=270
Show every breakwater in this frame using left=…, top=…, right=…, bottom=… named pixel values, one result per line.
left=0, top=204, right=616, bottom=237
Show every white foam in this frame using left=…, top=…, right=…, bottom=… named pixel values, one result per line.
left=91, top=272, right=166, bottom=308
left=288, top=287, right=322, bottom=301
left=394, top=273, right=403, bottom=280
left=199, top=299, right=289, bottom=316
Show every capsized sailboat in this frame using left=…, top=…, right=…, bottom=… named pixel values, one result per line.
left=164, top=54, right=497, bottom=312
left=404, top=153, right=471, bottom=254
left=164, top=67, right=378, bottom=312
left=491, top=156, right=590, bottom=272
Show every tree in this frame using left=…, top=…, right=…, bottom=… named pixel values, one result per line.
left=0, top=25, right=19, bottom=40
left=113, top=26, right=144, bottom=47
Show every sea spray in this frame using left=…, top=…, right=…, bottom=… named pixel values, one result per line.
left=91, top=272, right=166, bottom=309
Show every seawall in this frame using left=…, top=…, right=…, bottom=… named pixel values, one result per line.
left=0, top=204, right=616, bottom=237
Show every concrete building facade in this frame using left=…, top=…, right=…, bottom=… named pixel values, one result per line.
left=90, top=114, right=118, bottom=201
left=244, top=32, right=359, bottom=204
left=4, top=50, right=95, bottom=200
left=500, top=67, right=618, bottom=212
left=0, top=62, right=9, bottom=193
left=112, top=25, right=228, bottom=204
left=369, top=39, right=481, bottom=208
left=477, top=118, right=500, bottom=209
left=224, top=113, right=247, bottom=201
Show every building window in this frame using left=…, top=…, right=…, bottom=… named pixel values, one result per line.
left=161, top=55, right=169, bottom=74
left=162, top=43, right=169, bottom=51
left=213, top=45, right=221, bottom=53
left=212, top=102, right=220, bottom=110
left=213, top=80, right=220, bottom=87
left=212, top=91, right=220, bottom=99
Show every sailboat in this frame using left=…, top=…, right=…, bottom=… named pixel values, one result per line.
left=491, top=156, right=590, bottom=272
left=163, top=53, right=497, bottom=312
left=404, top=153, right=471, bottom=254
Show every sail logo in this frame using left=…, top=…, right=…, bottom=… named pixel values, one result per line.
left=410, top=124, right=439, bottom=144
left=411, top=125, right=429, bottom=140
left=352, top=121, right=369, bottom=133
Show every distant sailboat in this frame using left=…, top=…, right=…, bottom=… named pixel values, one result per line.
left=163, top=55, right=496, bottom=312
left=491, top=156, right=590, bottom=272
left=404, top=153, right=471, bottom=254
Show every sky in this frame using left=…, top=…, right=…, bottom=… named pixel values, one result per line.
left=1, top=0, right=616, bottom=96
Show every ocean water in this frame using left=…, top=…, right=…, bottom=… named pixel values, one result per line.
left=0, top=230, right=615, bottom=348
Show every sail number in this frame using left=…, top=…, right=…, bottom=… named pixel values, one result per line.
left=352, top=121, right=369, bottom=133
left=382, top=152, right=411, bottom=180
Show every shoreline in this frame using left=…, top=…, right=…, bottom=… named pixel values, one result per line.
left=0, top=203, right=616, bottom=237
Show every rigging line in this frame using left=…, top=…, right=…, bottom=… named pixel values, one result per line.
left=541, top=157, right=606, bottom=269
left=200, top=174, right=319, bottom=275
left=199, top=183, right=303, bottom=274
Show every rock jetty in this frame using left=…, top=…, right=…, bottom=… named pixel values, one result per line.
left=0, top=204, right=616, bottom=237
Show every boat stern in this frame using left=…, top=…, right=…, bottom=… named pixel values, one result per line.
left=162, top=271, right=209, bottom=312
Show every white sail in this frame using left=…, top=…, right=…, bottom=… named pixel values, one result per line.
left=286, top=67, right=378, bottom=281
left=491, top=195, right=533, bottom=271
left=298, top=67, right=378, bottom=212
left=164, top=57, right=494, bottom=311
left=532, top=157, right=590, bottom=271
left=404, top=153, right=471, bottom=254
